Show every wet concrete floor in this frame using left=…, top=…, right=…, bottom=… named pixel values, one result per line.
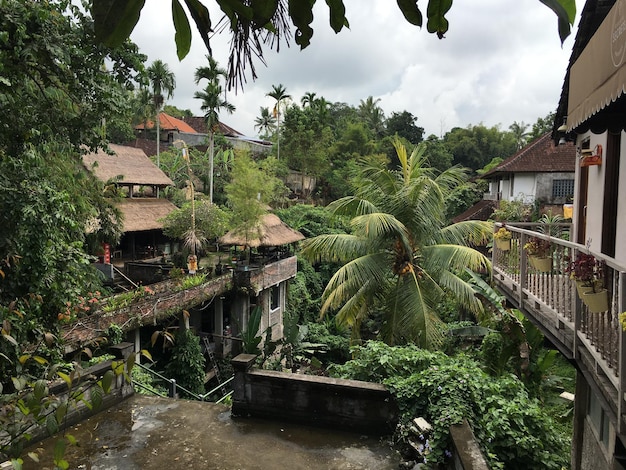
left=24, top=395, right=401, bottom=469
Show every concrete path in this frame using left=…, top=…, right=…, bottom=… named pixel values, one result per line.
left=23, top=395, right=400, bottom=469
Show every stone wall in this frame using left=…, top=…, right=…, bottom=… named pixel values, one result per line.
left=231, top=354, right=398, bottom=434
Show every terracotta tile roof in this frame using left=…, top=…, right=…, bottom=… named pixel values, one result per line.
left=82, top=144, right=173, bottom=187
left=135, top=112, right=197, bottom=134
left=482, top=133, right=576, bottom=178
left=452, top=200, right=497, bottom=223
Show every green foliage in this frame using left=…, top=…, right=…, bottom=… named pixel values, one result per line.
left=491, top=199, right=533, bottom=222
left=1, top=355, right=134, bottom=464
left=106, top=324, right=125, bottom=346
left=240, top=306, right=264, bottom=355
left=225, top=153, right=288, bottom=240
left=131, top=365, right=168, bottom=397
left=161, top=199, right=230, bottom=241
left=164, top=328, right=206, bottom=397
left=301, top=138, right=492, bottom=347
left=287, top=259, right=323, bottom=324
left=102, top=286, right=156, bottom=312
left=333, top=341, right=569, bottom=469
left=444, top=124, right=518, bottom=171
left=303, top=321, right=350, bottom=364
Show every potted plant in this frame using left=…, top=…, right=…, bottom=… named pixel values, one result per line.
left=524, top=236, right=552, bottom=272
left=494, top=227, right=512, bottom=251
left=566, top=252, right=608, bottom=312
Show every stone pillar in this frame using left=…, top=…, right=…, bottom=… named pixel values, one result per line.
left=231, top=354, right=257, bottom=417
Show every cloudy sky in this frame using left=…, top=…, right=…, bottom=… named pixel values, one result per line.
left=130, top=1, right=579, bottom=139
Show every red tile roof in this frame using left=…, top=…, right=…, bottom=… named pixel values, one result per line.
left=135, top=113, right=197, bottom=134
left=482, top=133, right=576, bottom=177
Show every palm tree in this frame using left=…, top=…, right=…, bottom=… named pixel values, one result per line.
left=194, top=55, right=228, bottom=103
left=509, top=121, right=530, bottom=149
left=300, top=91, right=317, bottom=108
left=301, top=138, right=492, bottom=348
left=132, top=86, right=154, bottom=143
left=358, top=96, right=385, bottom=137
left=194, top=81, right=235, bottom=204
left=147, top=60, right=176, bottom=167
left=267, top=84, right=291, bottom=160
left=254, top=106, right=276, bottom=138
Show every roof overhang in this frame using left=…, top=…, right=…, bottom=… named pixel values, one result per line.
left=567, top=0, right=626, bottom=131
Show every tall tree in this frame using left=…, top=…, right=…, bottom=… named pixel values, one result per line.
left=267, top=84, right=291, bottom=160
left=0, top=0, right=142, bottom=394
left=301, top=91, right=317, bottom=108
left=358, top=96, right=385, bottom=137
left=509, top=121, right=530, bottom=150
left=147, top=60, right=176, bottom=167
left=194, top=55, right=228, bottom=85
left=254, top=106, right=276, bottom=138
left=386, top=111, right=424, bottom=144
left=194, top=81, right=236, bottom=204
left=301, top=138, right=492, bottom=347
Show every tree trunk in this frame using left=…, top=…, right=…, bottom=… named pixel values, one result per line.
left=209, top=131, right=215, bottom=204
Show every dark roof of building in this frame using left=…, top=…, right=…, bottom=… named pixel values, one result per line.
left=554, top=0, right=618, bottom=139
left=182, top=117, right=244, bottom=137
left=82, top=144, right=173, bottom=187
left=482, top=133, right=576, bottom=178
left=452, top=200, right=497, bottom=224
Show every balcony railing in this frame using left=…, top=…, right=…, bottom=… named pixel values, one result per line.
left=492, top=223, right=626, bottom=430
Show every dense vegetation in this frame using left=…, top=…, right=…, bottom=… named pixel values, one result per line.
left=0, top=2, right=573, bottom=467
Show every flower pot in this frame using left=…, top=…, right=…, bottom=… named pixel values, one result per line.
left=575, top=280, right=594, bottom=299
left=530, top=256, right=552, bottom=273
left=495, top=239, right=511, bottom=251
left=582, top=289, right=609, bottom=313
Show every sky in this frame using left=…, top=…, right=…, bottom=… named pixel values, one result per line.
left=130, top=0, right=580, bottom=139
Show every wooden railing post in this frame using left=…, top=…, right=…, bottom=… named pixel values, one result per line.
left=618, top=271, right=626, bottom=434
left=519, top=231, right=528, bottom=307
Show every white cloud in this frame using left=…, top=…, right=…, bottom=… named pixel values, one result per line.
left=130, top=0, right=578, bottom=138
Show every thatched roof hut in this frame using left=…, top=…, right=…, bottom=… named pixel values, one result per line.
left=117, top=199, right=178, bottom=232
left=219, top=213, right=305, bottom=248
left=82, top=144, right=173, bottom=187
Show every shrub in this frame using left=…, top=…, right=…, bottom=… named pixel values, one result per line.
left=332, top=341, right=569, bottom=469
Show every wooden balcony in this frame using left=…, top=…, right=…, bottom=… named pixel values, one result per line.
left=492, top=224, right=626, bottom=433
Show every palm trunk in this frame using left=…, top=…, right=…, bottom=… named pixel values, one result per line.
left=156, top=111, right=160, bottom=168
left=209, top=130, right=215, bottom=205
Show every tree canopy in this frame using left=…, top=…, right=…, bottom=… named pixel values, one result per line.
left=301, top=138, right=492, bottom=347
left=93, top=0, right=576, bottom=90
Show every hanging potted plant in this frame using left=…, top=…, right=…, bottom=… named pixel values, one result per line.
left=566, top=252, right=608, bottom=312
left=524, top=236, right=552, bottom=272
left=494, top=227, right=512, bottom=251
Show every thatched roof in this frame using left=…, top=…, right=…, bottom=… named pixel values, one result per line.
left=118, top=199, right=177, bottom=232
left=82, top=144, right=173, bottom=187
left=219, top=213, right=305, bottom=247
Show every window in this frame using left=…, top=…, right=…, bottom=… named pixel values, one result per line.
left=270, top=285, right=280, bottom=311
left=552, top=179, right=574, bottom=199
left=588, top=388, right=610, bottom=449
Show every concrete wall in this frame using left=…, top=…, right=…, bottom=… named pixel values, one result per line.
left=231, top=354, right=399, bottom=434
left=19, top=343, right=135, bottom=450
left=510, top=173, right=536, bottom=203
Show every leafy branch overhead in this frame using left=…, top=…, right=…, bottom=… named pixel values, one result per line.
left=93, top=0, right=576, bottom=90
